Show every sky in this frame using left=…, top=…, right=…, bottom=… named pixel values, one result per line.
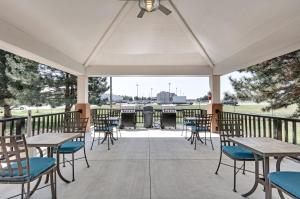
left=107, top=71, right=245, bottom=99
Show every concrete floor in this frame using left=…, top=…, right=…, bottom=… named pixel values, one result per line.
left=1, top=129, right=298, bottom=199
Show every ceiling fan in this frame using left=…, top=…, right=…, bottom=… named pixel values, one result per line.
left=122, top=0, right=172, bottom=18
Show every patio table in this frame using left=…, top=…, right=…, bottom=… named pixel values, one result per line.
left=26, top=133, right=81, bottom=184
left=229, top=137, right=300, bottom=199
left=184, top=117, right=205, bottom=142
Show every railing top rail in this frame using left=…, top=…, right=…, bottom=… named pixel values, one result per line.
left=0, top=110, right=80, bottom=122
left=220, top=111, right=300, bottom=123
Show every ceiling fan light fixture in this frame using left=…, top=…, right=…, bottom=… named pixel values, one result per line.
left=139, top=0, right=160, bottom=12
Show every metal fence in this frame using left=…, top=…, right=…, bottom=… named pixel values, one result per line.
left=0, top=111, right=80, bottom=136
left=219, top=111, right=300, bottom=145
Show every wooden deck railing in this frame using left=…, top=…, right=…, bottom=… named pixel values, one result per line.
left=0, top=111, right=80, bottom=136
left=218, top=111, right=300, bottom=145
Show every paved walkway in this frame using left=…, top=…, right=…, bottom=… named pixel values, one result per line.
left=1, top=129, right=297, bottom=199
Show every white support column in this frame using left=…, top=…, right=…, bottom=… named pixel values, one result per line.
left=209, top=75, right=221, bottom=104
left=77, top=75, right=89, bottom=103
left=76, top=75, right=91, bottom=131
left=208, top=75, right=222, bottom=132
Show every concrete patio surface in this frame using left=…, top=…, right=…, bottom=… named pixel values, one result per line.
left=1, top=129, right=298, bottom=199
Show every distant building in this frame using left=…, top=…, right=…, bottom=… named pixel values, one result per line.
left=101, top=94, right=123, bottom=102
left=173, top=96, right=187, bottom=104
left=157, top=91, right=176, bottom=104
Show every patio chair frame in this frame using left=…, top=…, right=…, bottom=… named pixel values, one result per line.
left=190, top=114, right=214, bottom=150
left=91, top=115, right=114, bottom=150
left=0, top=135, right=57, bottom=199
left=214, top=119, right=263, bottom=193
left=269, top=156, right=299, bottom=199
left=56, top=117, right=90, bottom=182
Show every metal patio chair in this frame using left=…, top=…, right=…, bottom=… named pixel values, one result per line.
left=269, top=156, right=300, bottom=199
left=91, top=115, right=114, bottom=150
left=109, top=109, right=121, bottom=139
left=182, top=111, right=195, bottom=139
left=54, top=117, right=90, bottom=182
left=0, top=135, right=57, bottom=199
left=214, top=119, right=263, bottom=193
left=190, top=114, right=214, bottom=150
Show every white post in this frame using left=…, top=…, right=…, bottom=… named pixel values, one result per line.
left=27, top=110, right=34, bottom=156
left=209, top=75, right=221, bottom=104
left=77, top=75, right=89, bottom=104
left=208, top=75, right=222, bottom=132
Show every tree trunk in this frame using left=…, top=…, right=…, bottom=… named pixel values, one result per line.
left=3, top=104, right=12, bottom=118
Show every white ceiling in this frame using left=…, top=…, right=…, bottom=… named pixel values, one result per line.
left=0, top=0, right=300, bottom=76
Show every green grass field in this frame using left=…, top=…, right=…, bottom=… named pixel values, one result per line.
left=0, top=103, right=298, bottom=118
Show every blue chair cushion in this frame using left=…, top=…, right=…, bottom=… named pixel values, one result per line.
left=184, top=121, right=194, bottom=126
left=223, top=146, right=257, bottom=160
left=191, top=126, right=209, bottom=132
left=0, top=157, right=55, bottom=180
left=57, top=141, right=84, bottom=153
left=94, top=126, right=113, bottom=132
left=269, top=172, right=300, bottom=198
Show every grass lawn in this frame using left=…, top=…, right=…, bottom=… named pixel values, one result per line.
left=0, top=103, right=297, bottom=118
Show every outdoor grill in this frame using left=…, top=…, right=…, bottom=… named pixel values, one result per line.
left=120, top=105, right=136, bottom=129
left=161, top=105, right=177, bottom=129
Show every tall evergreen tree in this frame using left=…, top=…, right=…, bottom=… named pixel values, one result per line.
left=39, top=64, right=77, bottom=112
left=88, top=77, right=110, bottom=105
left=0, top=50, right=42, bottom=117
left=230, top=50, right=300, bottom=117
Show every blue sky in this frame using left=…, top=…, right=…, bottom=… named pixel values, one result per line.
left=108, top=71, right=245, bottom=99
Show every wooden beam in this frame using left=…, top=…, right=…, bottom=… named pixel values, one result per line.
left=168, top=0, right=215, bottom=68
left=83, top=1, right=131, bottom=67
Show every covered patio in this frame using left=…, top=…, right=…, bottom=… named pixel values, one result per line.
left=1, top=0, right=300, bottom=199
left=1, top=130, right=300, bottom=199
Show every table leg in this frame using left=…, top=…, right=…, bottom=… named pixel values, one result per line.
left=29, top=147, right=43, bottom=196
left=242, top=154, right=260, bottom=197
left=56, top=149, right=71, bottom=183
left=264, top=157, right=270, bottom=199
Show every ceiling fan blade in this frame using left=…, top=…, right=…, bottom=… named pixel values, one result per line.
left=137, top=9, right=145, bottom=18
left=158, top=4, right=172, bottom=15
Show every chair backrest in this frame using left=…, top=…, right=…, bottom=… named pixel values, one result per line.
left=63, top=117, right=89, bottom=133
left=63, top=118, right=89, bottom=141
left=194, top=114, right=213, bottom=131
left=0, top=135, right=30, bottom=179
left=217, top=119, right=243, bottom=147
left=93, top=115, right=110, bottom=132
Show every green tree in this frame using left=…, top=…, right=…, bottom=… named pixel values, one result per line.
left=230, top=50, right=300, bottom=117
left=39, top=64, right=77, bottom=112
left=88, top=77, right=110, bottom=105
left=0, top=50, right=42, bottom=117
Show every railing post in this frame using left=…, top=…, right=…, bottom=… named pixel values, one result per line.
left=273, top=119, right=282, bottom=140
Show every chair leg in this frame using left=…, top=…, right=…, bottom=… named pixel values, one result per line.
left=72, top=153, right=75, bottom=181
left=83, top=145, right=90, bottom=168
left=215, top=150, right=223, bottom=174
left=50, top=169, right=55, bottom=199
left=204, top=131, right=207, bottom=145
left=63, top=154, right=66, bottom=167
left=243, top=161, right=246, bottom=174
left=90, top=134, right=95, bottom=150
left=98, top=132, right=101, bottom=145
left=194, top=133, right=197, bottom=150
left=107, top=133, right=110, bottom=150
left=233, top=160, right=237, bottom=192
left=21, top=183, right=25, bottom=199
left=26, top=182, right=30, bottom=199
left=210, top=131, right=214, bottom=150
